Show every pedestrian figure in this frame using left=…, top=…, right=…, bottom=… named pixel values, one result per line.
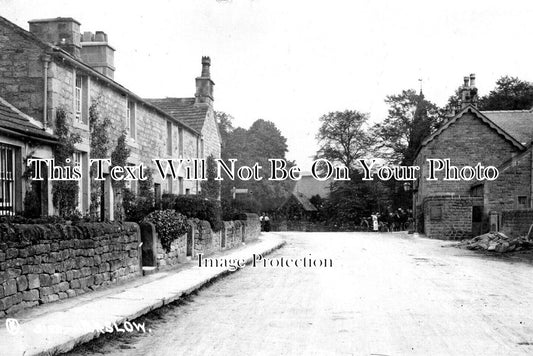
left=371, top=212, right=379, bottom=232
left=264, top=214, right=271, bottom=232
left=260, top=213, right=265, bottom=231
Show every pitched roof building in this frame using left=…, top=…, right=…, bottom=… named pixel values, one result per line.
left=413, top=75, right=533, bottom=239
left=0, top=15, right=221, bottom=218
left=0, top=96, right=57, bottom=216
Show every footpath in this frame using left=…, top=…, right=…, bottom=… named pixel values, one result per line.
left=0, top=234, right=286, bottom=356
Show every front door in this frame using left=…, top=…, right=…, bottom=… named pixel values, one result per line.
left=472, top=206, right=483, bottom=237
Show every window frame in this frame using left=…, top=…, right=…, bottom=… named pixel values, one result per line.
left=126, top=99, right=136, bottom=139
left=75, top=75, right=82, bottom=121
left=0, top=144, right=15, bottom=215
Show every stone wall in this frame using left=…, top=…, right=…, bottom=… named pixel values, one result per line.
left=422, top=196, right=482, bottom=240
left=201, top=108, right=221, bottom=159
left=414, top=111, right=520, bottom=198
left=501, top=209, right=533, bottom=238
left=193, top=220, right=216, bottom=257
left=484, top=149, right=532, bottom=213
left=0, top=222, right=140, bottom=316
left=155, top=232, right=187, bottom=269
left=0, top=18, right=46, bottom=122
left=242, top=213, right=261, bottom=240
left=221, top=221, right=244, bottom=249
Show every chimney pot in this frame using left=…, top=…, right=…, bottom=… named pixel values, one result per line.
left=463, top=76, right=470, bottom=87
left=82, top=31, right=94, bottom=42
left=95, top=31, right=107, bottom=42
left=469, top=73, right=476, bottom=88
left=201, top=56, right=211, bottom=77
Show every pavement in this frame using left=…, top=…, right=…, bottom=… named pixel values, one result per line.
left=0, top=234, right=286, bottom=356
left=67, top=231, right=533, bottom=356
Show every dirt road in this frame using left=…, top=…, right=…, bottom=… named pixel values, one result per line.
left=68, top=232, right=533, bottom=355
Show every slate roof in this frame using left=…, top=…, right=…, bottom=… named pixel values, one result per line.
left=0, top=96, right=57, bottom=143
left=418, top=105, right=525, bottom=155
left=481, top=110, right=533, bottom=146
left=291, top=192, right=318, bottom=212
left=145, top=98, right=209, bottom=132
left=294, top=173, right=331, bottom=199
left=0, top=15, right=201, bottom=136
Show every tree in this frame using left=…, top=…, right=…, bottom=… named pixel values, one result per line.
left=218, top=118, right=294, bottom=212
left=200, top=154, right=221, bottom=199
left=215, top=111, right=234, bottom=156
left=478, top=76, right=533, bottom=110
left=315, top=110, right=373, bottom=171
left=372, top=89, right=441, bottom=165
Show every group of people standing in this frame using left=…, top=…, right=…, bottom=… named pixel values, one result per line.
left=260, top=213, right=271, bottom=232
left=361, top=209, right=412, bottom=232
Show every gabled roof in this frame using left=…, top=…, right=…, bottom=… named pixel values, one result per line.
left=417, top=105, right=525, bottom=155
left=0, top=15, right=200, bottom=136
left=145, top=98, right=209, bottom=132
left=481, top=110, right=533, bottom=146
left=291, top=192, right=318, bottom=212
left=294, top=173, right=331, bottom=199
left=0, top=96, right=57, bottom=143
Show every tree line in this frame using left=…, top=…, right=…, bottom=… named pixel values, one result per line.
left=218, top=75, right=533, bottom=227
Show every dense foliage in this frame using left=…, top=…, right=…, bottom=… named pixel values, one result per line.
left=478, top=76, right=533, bottom=111
left=163, top=194, right=223, bottom=232
left=123, top=168, right=154, bottom=222
left=216, top=113, right=295, bottom=214
left=52, top=107, right=82, bottom=217
left=111, top=132, right=131, bottom=220
left=89, top=101, right=111, bottom=219
left=315, top=110, right=373, bottom=171
left=142, top=210, right=190, bottom=252
left=200, top=154, right=221, bottom=200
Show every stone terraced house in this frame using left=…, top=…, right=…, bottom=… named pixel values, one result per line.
left=0, top=16, right=221, bottom=218
left=413, top=75, right=533, bottom=239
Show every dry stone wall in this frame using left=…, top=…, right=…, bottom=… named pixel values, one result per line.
left=501, top=209, right=533, bottom=238
left=0, top=222, right=140, bottom=316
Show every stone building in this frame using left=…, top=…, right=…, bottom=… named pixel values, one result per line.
left=0, top=96, right=57, bottom=216
left=413, top=74, right=533, bottom=239
left=0, top=16, right=221, bottom=217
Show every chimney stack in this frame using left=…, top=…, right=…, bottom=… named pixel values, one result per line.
left=80, top=31, right=115, bottom=79
left=195, top=56, right=214, bottom=106
left=29, top=17, right=82, bottom=58
left=460, top=74, right=478, bottom=108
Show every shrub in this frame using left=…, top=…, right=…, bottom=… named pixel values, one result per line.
left=221, top=197, right=260, bottom=221
left=23, top=189, right=41, bottom=218
left=161, top=193, right=178, bottom=210
left=142, top=210, right=190, bottom=251
left=123, top=189, right=155, bottom=223
left=172, top=195, right=223, bottom=232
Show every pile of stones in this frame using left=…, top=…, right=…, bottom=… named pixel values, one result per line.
left=458, top=232, right=532, bottom=253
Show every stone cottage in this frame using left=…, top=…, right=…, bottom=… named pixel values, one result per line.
left=0, top=16, right=221, bottom=217
left=413, top=74, right=533, bottom=239
left=0, top=96, right=57, bottom=216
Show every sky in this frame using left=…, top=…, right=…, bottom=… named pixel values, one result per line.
left=2, top=0, right=533, bottom=170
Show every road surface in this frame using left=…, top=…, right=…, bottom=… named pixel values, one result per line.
left=68, top=232, right=533, bottom=355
